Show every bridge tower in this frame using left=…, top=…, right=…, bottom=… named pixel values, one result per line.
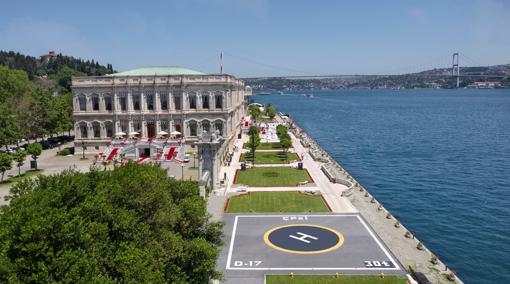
left=452, top=52, right=460, bottom=88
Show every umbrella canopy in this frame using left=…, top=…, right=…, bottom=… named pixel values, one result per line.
left=170, top=131, right=181, bottom=135
left=129, top=131, right=140, bottom=136
left=157, top=131, right=169, bottom=135
left=115, top=131, right=126, bottom=136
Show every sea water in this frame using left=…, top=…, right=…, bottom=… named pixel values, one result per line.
left=254, top=89, right=510, bottom=283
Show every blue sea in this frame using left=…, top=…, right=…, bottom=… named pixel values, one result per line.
left=254, top=89, right=510, bottom=284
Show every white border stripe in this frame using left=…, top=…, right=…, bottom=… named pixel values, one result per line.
left=226, top=214, right=401, bottom=271
left=225, top=216, right=239, bottom=269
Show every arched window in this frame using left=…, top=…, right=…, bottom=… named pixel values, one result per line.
left=120, top=120, right=129, bottom=133
left=133, top=121, right=142, bottom=133
left=91, top=95, right=100, bottom=111
left=214, top=120, right=224, bottom=136
left=146, top=93, right=154, bottom=111
left=92, top=122, right=101, bottom=138
left=161, top=120, right=169, bottom=132
left=133, top=93, right=141, bottom=111
left=189, top=94, right=197, bottom=109
left=215, top=93, right=223, bottom=109
left=79, top=122, right=88, bottom=138
left=202, top=120, right=210, bottom=133
left=105, top=95, right=113, bottom=111
left=79, top=96, right=87, bottom=111
left=104, top=121, right=114, bottom=138
left=202, top=94, right=210, bottom=109
left=188, top=120, right=197, bottom=136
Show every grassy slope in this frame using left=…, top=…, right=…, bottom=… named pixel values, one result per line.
left=227, top=191, right=328, bottom=213
left=240, top=151, right=299, bottom=164
left=243, top=142, right=284, bottom=150
left=235, top=167, right=311, bottom=187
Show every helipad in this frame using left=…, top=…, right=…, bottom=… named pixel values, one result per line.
left=217, top=213, right=404, bottom=282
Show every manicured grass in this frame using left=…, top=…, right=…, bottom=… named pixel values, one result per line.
left=227, top=191, right=328, bottom=213
left=243, top=142, right=285, bottom=150
left=266, top=275, right=408, bottom=284
left=1, top=170, right=43, bottom=184
left=235, top=167, right=312, bottom=187
left=240, top=151, right=299, bottom=164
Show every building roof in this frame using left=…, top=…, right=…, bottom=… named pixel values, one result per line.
left=108, top=66, right=205, bottom=77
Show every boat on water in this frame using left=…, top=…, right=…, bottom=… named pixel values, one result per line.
left=256, top=92, right=271, bottom=96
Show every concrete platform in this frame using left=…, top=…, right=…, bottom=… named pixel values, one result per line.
left=217, top=213, right=404, bottom=283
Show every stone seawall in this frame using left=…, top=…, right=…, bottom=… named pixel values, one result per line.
left=285, top=115, right=463, bottom=284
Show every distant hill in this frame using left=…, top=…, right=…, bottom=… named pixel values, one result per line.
left=0, top=50, right=114, bottom=92
left=245, top=64, right=510, bottom=90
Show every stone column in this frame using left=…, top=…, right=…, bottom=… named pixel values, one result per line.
left=115, top=121, right=121, bottom=133
left=129, top=120, right=134, bottom=133
left=113, top=93, right=119, bottom=113
left=156, top=120, right=161, bottom=134
left=75, top=124, right=81, bottom=139
left=197, top=94, right=202, bottom=111
left=99, top=95, right=106, bottom=112
left=197, top=121, right=203, bottom=136
left=197, top=136, right=223, bottom=191
left=87, top=123, right=93, bottom=139
left=141, top=93, right=146, bottom=112
left=210, top=94, right=215, bottom=111
left=100, top=122, right=106, bottom=138
left=155, top=92, right=161, bottom=112
left=127, top=93, right=133, bottom=111
left=86, top=96, right=93, bottom=112
left=168, top=92, right=174, bottom=111
left=182, top=92, right=188, bottom=111
left=141, top=119, right=148, bottom=137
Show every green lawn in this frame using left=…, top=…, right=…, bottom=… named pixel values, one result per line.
left=241, top=151, right=299, bottom=164
left=266, top=275, right=408, bottom=284
left=227, top=191, right=329, bottom=213
left=243, top=142, right=285, bottom=150
left=235, top=167, right=312, bottom=187
left=0, top=170, right=43, bottom=184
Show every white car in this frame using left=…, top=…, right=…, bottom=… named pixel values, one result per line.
left=183, top=154, right=191, bottom=163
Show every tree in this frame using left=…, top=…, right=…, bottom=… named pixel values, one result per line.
left=0, top=163, right=223, bottom=283
left=12, top=150, right=26, bottom=176
left=27, top=143, right=42, bottom=170
left=266, top=104, right=276, bottom=120
left=0, top=152, right=13, bottom=182
left=280, top=134, right=292, bottom=161
left=276, top=124, right=288, bottom=139
left=249, top=105, right=262, bottom=121
left=247, top=126, right=260, bottom=164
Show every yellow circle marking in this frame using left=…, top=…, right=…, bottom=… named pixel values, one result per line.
left=263, top=224, right=345, bottom=254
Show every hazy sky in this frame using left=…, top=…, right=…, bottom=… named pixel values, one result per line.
left=1, top=0, right=509, bottom=77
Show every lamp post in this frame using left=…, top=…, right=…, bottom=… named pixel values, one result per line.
left=181, top=164, right=184, bottom=180
left=193, top=152, right=197, bottom=168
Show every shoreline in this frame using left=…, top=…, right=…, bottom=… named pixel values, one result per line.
left=284, top=114, right=463, bottom=284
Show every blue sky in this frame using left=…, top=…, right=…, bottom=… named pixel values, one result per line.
left=1, top=0, right=509, bottom=77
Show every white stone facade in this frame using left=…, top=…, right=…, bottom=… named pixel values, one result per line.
left=72, top=73, right=251, bottom=152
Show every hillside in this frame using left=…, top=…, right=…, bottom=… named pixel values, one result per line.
left=245, top=64, right=510, bottom=91
left=0, top=50, right=114, bottom=92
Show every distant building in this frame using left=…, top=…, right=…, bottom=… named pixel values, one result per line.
left=467, top=81, right=502, bottom=89
left=40, top=51, right=57, bottom=62
left=72, top=66, right=251, bottom=152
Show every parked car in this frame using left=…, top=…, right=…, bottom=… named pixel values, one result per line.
left=183, top=154, right=191, bottom=163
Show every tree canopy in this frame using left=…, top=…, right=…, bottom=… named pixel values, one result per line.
left=0, top=163, right=223, bottom=283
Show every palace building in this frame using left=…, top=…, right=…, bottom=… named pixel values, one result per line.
left=72, top=66, right=251, bottom=153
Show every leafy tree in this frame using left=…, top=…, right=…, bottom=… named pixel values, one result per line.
left=276, top=124, right=288, bottom=139
left=247, top=126, right=260, bottom=164
left=249, top=105, right=262, bottom=121
left=0, top=152, right=13, bottom=182
left=0, top=163, right=223, bottom=283
left=280, top=135, right=292, bottom=161
left=12, top=150, right=27, bottom=176
left=266, top=104, right=276, bottom=120
left=27, top=143, right=42, bottom=170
